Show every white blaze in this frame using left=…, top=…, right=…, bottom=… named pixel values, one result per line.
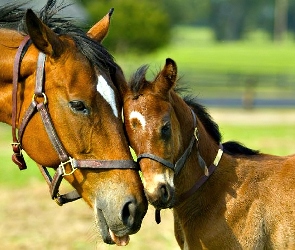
left=96, top=75, right=118, bottom=118
left=129, top=111, right=146, bottom=129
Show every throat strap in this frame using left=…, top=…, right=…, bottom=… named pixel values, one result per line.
left=155, top=144, right=223, bottom=224
left=11, top=35, right=31, bottom=170
left=175, top=144, right=224, bottom=206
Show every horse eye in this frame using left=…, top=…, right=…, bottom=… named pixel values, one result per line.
left=161, top=122, right=171, bottom=139
left=69, top=100, right=89, bottom=115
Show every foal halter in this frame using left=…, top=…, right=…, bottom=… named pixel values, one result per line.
left=137, top=108, right=223, bottom=180
left=137, top=107, right=223, bottom=223
left=11, top=36, right=138, bottom=206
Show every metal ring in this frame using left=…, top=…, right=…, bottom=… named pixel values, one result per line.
left=32, top=93, right=47, bottom=104
left=194, top=127, right=199, bottom=141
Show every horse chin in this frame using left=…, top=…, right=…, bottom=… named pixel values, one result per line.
left=96, top=208, right=130, bottom=246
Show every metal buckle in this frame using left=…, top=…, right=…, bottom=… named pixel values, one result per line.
left=11, top=142, right=23, bottom=156
left=59, top=157, right=77, bottom=176
left=54, top=192, right=63, bottom=206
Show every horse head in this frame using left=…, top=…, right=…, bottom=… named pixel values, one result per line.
left=0, top=3, right=147, bottom=245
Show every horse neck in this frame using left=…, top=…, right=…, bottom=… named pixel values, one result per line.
left=170, top=92, right=220, bottom=198
left=0, top=29, right=37, bottom=125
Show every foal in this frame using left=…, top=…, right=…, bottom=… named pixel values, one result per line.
left=120, top=58, right=295, bottom=249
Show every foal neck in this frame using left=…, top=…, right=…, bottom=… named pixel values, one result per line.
left=171, top=92, right=221, bottom=201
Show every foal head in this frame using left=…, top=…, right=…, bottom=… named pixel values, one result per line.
left=120, top=58, right=195, bottom=208
left=0, top=2, right=147, bottom=245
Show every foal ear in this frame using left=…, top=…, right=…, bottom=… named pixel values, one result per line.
left=156, top=58, right=177, bottom=93
left=25, top=9, right=64, bottom=58
left=87, top=8, right=114, bottom=43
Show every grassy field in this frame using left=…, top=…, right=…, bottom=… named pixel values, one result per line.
left=115, top=27, right=295, bottom=102
left=116, top=27, right=295, bottom=77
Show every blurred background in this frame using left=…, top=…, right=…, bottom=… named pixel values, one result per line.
left=80, top=0, right=295, bottom=109
left=0, top=0, right=295, bottom=249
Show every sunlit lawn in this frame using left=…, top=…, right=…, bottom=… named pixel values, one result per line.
left=116, top=27, right=295, bottom=78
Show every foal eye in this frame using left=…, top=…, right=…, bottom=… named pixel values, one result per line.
left=161, top=122, right=171, bottom=139
left=69, top=100, right=89, bottom=115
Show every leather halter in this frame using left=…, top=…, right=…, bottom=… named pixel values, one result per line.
left=137, top=107, right=223, bottom=223
left=11, top=36, right=138, bottom=206
left=137, top=109, right=199, bottom=176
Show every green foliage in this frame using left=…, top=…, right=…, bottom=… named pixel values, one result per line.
left=81, top=0, right=171, bottom=53
left=161, top=0, right=210, bottom=26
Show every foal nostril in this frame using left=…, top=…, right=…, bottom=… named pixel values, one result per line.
left=160, top=184, right=171, bottom=203
left=121, top=199, right=136, bottom=227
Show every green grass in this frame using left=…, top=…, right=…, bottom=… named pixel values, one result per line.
left=116, top=26, right=295, bottom=77
left=220, top=124, right=295, bottom=156
left=0, top=123, right=43, bottom=187
left=115, top=26, right=295, bottom=102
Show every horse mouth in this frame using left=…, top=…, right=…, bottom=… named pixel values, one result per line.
left=144, top=185, right=176, bottom=210
left=96, top=208, right=130, bottom=246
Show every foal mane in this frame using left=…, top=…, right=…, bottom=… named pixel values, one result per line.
left=128, top=64, right=149, bottom=95
left=0, top=0, right=116, bottom=74
left=183, top=96, right=259, bottom=156
left=129, top=64, right=259, bottom=156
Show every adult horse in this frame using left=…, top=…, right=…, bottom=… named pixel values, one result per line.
left=0, top=1, right=147, bottom=246
left=120, top=58, right=295, bottom=249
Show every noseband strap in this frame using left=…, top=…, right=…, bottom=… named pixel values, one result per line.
left=137, top=108, right=197, bottom=176
left=11, top=36, right=138, bottom=206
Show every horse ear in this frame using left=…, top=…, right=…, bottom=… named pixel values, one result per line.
left=25, top=9, right=64, bottom=58
left=113, top=65, right=129, bottom=97
left=87, top=8, right=114, bottom=43
left=156, top=58, right=177, bottom=94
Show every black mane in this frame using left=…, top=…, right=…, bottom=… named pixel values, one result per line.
left=128, top=64, right=149, bottom=94
left=183, top=96, right=259, bottom=156
left=0, top=0, right=116, bottom=74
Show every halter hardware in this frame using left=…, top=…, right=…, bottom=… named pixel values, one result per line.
left=59, top=157, right=77, bottom=176
left=11, top=142, right=22, bottom=153
left=194, top=126, right=199, bottom=141
left=11, top=36, right=139, bottom=206
left=32, top=92, right=47, bottom=104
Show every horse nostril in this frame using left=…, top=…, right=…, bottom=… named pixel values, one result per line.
left=121, top=200, right=136, bottom=227
left=160, top=184, right=170, bottom=203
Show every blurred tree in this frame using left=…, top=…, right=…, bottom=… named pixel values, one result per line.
left=289, top=0, right=295, bottom=33
left=80, top=0, right=171, bottom=54
left=161, top=0, right=210, bottom=26
left=208, top=0, right=294, bottom=41
left=209, top=0, right=251, bottom=41
left=274, top=0, right=288, bottom=42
